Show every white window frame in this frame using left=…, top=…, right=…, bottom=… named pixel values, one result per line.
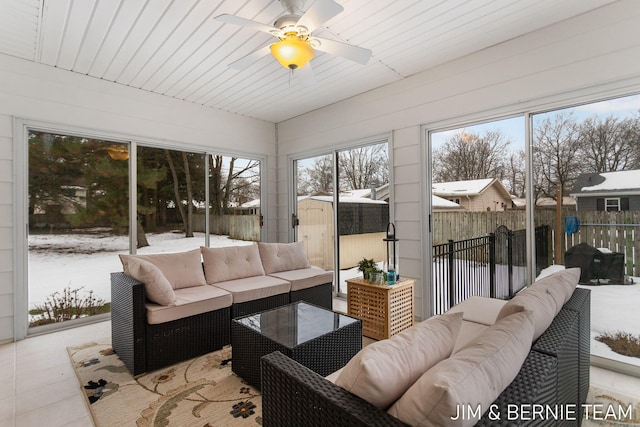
left=605, top=198, right=621, bottom=212
left=14, top=118, right=267, bottom=339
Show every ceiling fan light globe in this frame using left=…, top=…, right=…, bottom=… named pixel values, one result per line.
left=270, top=35, right=314, bottom=70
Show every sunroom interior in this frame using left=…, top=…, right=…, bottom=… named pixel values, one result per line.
left=1, top=0, right=640, bottom=425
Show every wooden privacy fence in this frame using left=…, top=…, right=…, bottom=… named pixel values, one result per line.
left=433, top=210, right=640, bottom=277
left=193, top=214, right=260, bottom=242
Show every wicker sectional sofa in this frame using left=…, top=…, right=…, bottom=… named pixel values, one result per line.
left=111, top=242, right=332, bottom=376
left=261, top=268, right=590, bottom=427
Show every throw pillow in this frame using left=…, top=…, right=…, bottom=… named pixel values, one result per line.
left=388, top=310, right=535, bottom=427
left=201, top=244, right=265, bottom=284
left=335, top=312, right=463, bottom=410
left=258, top=242, right=311, bottom=274
left=122, top=257, right=176, bottom=306
left=119, top=248, right=206, bottom=290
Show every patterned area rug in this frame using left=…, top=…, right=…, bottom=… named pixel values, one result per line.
left=67, top=338, right=262, bottom=426
left=582, top=385, right=640, bottom=426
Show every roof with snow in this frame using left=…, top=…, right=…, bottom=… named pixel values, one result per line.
left=309, top=195, right=387, bottom=204
left=432, top=178, right=511, bottom=200
left=570, top=170, right=640, bottom=196
left=432, top=178, right=494, bottom=196
left=433, top=195, right=463, bottom=209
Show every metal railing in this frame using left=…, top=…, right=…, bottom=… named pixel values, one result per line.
left=432, top=225, right=550, bottom=315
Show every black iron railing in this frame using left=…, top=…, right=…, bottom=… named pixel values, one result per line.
left=432, top=225, right=550, bottom=315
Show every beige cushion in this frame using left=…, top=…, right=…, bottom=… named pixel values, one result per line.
left=258, top=242, right=311, bottom=274
left=335, top=312, right=463, bottom=410
left=533, top=267, right=580, bottom=306
left=452, top=319, right=489, bottom=353
left=268, top=266, right=333, bottom=291
left=446, top=296, right=507, bottom=326
left=325, top=368, right=343, bottom=384
left=388, top=310, right=535, bottom=427
left=119, top=249, right=206, bottom=290
left=496, top=282, right=560, bottom=341
left=145, top=285, right=232, bottom=324
left=123, top=257, right=176, bottom=306
left=201, top=245, right=265, bottom=284
left=212, top=275, right=291, bottom=303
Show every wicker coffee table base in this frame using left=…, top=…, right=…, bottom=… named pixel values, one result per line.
left=232, top=313, right=362, bottom=389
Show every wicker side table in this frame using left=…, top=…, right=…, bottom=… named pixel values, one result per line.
left=346, top=277, right=414, bottom=340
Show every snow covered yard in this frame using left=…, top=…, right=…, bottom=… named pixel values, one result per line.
left=539, top=265, right=640, bottom=366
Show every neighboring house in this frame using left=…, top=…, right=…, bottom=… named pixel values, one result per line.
left=432, top=178, right=513, bottom=212
left=535, top=196, right=577, bottom=210
left=510, top=196, right=577, bottom=210
left=432, top=195, right=463, bottom=211
left=570, top=170, right=640, bottom=211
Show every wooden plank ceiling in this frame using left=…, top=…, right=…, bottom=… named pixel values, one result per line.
left=0, top=0, right=615, bottom=123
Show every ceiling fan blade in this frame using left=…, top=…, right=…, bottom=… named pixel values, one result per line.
left=296, top=0, right=343, bottom=33
left=214, top=14, right=278, bottom=36
left=228, top=45, right=272, bottom=70
left=312, top=37, right=372, bottom=65
left=294, top=62, right=316, bottom=86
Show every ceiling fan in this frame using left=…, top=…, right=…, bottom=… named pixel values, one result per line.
left=214, top=0, right=372, bottom=73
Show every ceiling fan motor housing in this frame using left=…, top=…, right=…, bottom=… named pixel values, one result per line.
left=273, top=14, right=307, bottom=36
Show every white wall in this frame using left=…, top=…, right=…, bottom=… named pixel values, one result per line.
left=0, top=55, right=276, bottom=342
left=276, top=0, right=640, bottom=319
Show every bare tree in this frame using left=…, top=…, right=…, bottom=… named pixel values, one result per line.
left=579, top=115, right=636, bottom=173
left=504, top=149, right=526, bottom=197
left=432, top=130, right=511, bottom=182
left=532, top=113, right=582, bottom=200
left=210, top=155, right=260, bottom=214
left=298, top=156, right=333, bottom=195
left=338, top=145, right=388, bottom=191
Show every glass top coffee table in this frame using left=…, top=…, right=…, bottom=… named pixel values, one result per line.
left=231, top=301, right=362, bottom=389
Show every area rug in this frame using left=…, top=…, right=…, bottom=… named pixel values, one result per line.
left=67, top=338, right=262, bottom=426
left=582, top=385, right=640, bottom=426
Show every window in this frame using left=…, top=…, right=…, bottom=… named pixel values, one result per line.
left=605, top=198, right=620, bottom=211
left=597, top=197, right=630, bottom=212
left=23, top=126, right=263, bottom=335
left=28, top=131, right=129, bottom=329
left=429, top=116, right=527, bottom=313
left=532, top=92, right=640, bottom=369
left=294, top=141, right=390, bottom=295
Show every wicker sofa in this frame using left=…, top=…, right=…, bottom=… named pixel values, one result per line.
left=111, top=242, right=332, bottom=376
left=261, top=269, right=590, bottom=427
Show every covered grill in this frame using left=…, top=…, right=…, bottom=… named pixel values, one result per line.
left=564, top=242, right=625, bottom=285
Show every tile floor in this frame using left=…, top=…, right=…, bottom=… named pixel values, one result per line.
left=1, top=298, right=639, bottom=427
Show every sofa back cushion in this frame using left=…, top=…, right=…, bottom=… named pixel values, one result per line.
left=335, top=312, right=463, bottom=410
left=201, top=244, right=265, bottom=284
left=388, top=310, right=535, bottom=427
left=533, top=267, right=580, bottom=306
left=258, top=242, right=311, bottom=274
left=496, top=267, right=579, bottom=342
left=119, top=248, right=206, bottom=290
left=122, top=257, right=177, bottom=306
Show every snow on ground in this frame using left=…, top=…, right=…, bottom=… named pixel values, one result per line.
left=538, top=264, right=640, bottom=366
left=27, top=232, right=640, bottom=367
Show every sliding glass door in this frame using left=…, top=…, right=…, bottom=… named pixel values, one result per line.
left=429, top=117, right=527, bottom=313
left=293, top=140, right=390, bottom=295
left=531, top=93, right=640, bottom=368
left=28, top=131, right=129, bottom=328
left=25, top=128, right=264, bottom=334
